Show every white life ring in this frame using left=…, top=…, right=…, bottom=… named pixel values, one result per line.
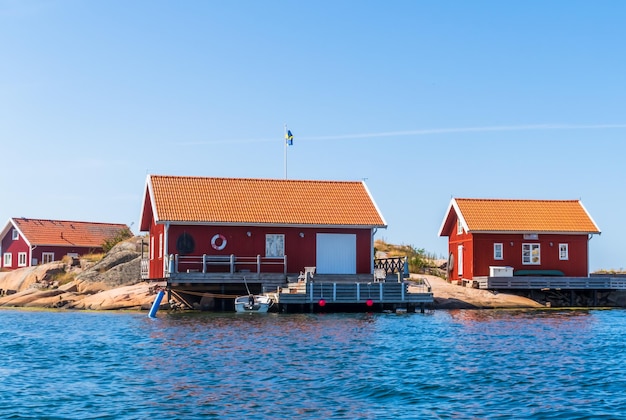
left=211, top=234, right=227, bottom=251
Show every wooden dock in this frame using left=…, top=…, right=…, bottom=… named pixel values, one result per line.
left=165, top=277, right=433, bottom=313
left=276, top=280, right=433, bottom=313
left=473, top=274, right=626, bottom=307
left=157, top=255, right=434, bottom=312
left=477, top=276, right=626, bottom=290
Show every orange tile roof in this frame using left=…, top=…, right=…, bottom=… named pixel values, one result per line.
left=11, top=218, right=129, bottom=247
left=143, top=175, right=387, bottom=228
left=449, top=198, right=600, bottom=233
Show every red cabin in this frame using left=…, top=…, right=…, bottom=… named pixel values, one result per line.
left=138, top=175, right=387, bottom=280
left=438, top=198, right=601, bottom=281
left=0, top=218, right=129, bottom=270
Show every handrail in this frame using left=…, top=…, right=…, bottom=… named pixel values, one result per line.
left=374, top=256, right=408, bottom=277
left=170, top=254, right=287, bottom=275
left=140, top=258, right=149, bottom=279
left=412, top=277, right=431, bottom=293
left=485, top=276, right=626, bottom=290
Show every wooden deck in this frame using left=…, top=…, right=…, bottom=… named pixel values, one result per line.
left=277, top=280, right=433, bottom=313
left=154, top=255, right=434, bottom=312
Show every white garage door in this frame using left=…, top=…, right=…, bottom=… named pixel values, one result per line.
left=316, top=233, right=356, bottom=274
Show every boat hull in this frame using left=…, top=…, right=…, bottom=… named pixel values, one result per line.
left=235, top=295, right=273, bottom=313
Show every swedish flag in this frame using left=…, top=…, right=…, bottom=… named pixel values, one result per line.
left=285, top=130, right=293, bottom=146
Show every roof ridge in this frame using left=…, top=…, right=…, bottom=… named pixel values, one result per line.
left=149, top=174, right=362, bottom=184
left=455, top=198, right=580, bottom=202
left=13, top=218, right=127, bottom=226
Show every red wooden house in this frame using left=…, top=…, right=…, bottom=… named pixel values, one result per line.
left=438, top=198, right=601, bottom=281
left=0, top=218, right=130, bottom=270
left=138, top=175, right=387, bottom=280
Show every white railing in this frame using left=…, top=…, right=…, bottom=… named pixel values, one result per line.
left=278, top=282, right=433, bottom=304
left=140, top=259, right=149, bottom=279
left=484, top=276, right=626, bottom=290
left=169, top=254, right=287, bottom=275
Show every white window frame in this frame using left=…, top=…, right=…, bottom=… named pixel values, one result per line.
left=457, top=219, right=463, bottom=235
left=522, top=243, right=541, bottom=265
left=265, top=234, right=285, bottom=258
left=494, top=243, right=503, bottom=260
left=42, top=252, right=55, bottom=264
left=18, top=252, right=27, bottom=267
left=150, top=236, right=155, bottom=260
left=159, top=233, right=163, bottom=258
left=559, top=243, right=569, bottom=260
left=457, top=245, right=463, bottom=276
left=3, top=253, right=12, bottom=267
left=12, top=229, right=19, bottom=240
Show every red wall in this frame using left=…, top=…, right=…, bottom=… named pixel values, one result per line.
left=446, top=224, right=473, bottom=281
left=147, top=224, right=374, bottom=278
left=1, top=229, right=103, bottom=269
left=471, top=233, right=590, bottom=277
left=444, top=213, right=591, bottom=280
left=1, top=233, right=30, bottom=269
left=148, top=221, right=166, bottom=278
left=31, top=245, right=101, bottom=264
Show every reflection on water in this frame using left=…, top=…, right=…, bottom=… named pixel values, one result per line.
left=1, top=309, right=626, bottom=418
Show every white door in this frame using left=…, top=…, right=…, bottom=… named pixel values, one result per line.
left=316, top=233, right=356, bottom=274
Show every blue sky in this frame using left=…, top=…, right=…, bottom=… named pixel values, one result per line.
left=1, top=1, right=625, bottom=271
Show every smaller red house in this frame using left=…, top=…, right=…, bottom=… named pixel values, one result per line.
left=0, top=218, right=129, bottom=270
left=438, top=198, right=601, bottom=281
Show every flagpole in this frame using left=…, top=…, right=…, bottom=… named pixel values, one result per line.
left=284, top=124, right=288, bottom=179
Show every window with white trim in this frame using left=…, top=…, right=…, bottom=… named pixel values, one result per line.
left=559, top=243, right=569, bottom=260
left=3, top=253, right=12, bottom=267
left=42, top=252, right=54, bottom=264
left=266, top=234, right=285, bottom=257
left=159, top=233, right=163, bottom=258
left=522, top=243, right=540, bottom=265
left=12, top=229, right=18, bottom=240
left=457, top=219, right=463, bottom=235
left=18, top=252, right=27, bottom=267
left=494, top=243, right=503, bottom=260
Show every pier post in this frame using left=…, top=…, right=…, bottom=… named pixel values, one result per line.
left=148, top=290, right=165, bottom=318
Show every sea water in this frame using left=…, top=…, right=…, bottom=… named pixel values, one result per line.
left=1, top=308, right=626, bottom=419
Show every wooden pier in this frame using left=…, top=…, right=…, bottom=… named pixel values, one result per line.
left=155, top=255, right=434, bottom=312
left=276, top=279, right=433, bottom=313
left=477, top=275, right=626, bottom=290
left=473, top=274, right=626, bottom=307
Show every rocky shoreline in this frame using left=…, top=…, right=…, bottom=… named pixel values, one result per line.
left=0, top=237, right=159, bottom=311
left=411, top=274, right=545, bottom=309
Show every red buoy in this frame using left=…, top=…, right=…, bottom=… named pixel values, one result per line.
left=318, top=299, right=326, bottom=307
left=366, top=299, right=373, bottom=307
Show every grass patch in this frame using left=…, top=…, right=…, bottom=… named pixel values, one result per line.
left=81, top=253, right=105, bottom=263
left=50, top=271, right=76, bottom=286
left=375, top=239, right=445, bottom=276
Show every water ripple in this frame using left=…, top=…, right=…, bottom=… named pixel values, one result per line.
left=2, top=309, right=626, bottom=418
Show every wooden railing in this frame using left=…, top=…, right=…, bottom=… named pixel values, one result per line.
left=480, top=276, right=626, bottom=290
left=140, top=259, right=149, bottom=280
left=167, top=254, right=287, bottom=275
left=374, top=256, right=408, bottom=275
left=279, top=281, right=433, bottom=304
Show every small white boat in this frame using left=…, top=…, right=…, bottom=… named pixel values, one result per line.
left=235, top=294, right=273, bottom=313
